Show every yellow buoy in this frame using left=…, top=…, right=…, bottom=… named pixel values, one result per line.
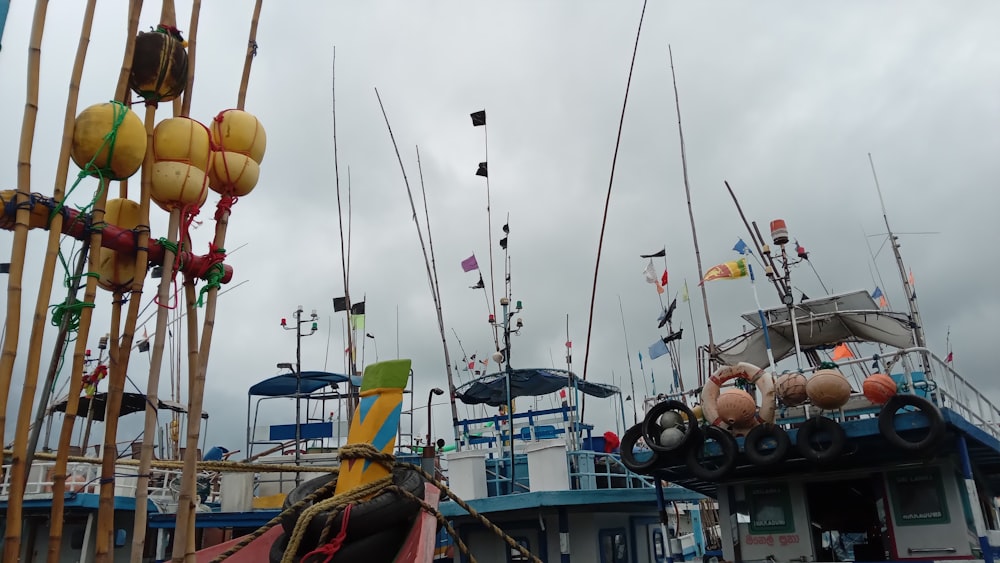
left=97, top=198, right=141, bottom=292
left=129, top=28, right=188, bottom=103
left=71, top=103, right=146, bottom=180
left=210, top=110, right=266, bottom=164
left=153, top=117, right=211, bottom=170
left=151, top=161, right=208, bottom=211
left=207, top=151, right=260, bottom=196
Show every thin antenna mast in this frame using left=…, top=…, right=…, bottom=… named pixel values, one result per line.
left=671, top=46, right=714, bottom=386
left=868, top=153, right=927, bottom=356
left=618, top=296, right=639, bottom=423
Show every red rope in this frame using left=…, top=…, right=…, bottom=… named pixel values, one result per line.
left=301, top=504, right=353, bottom=563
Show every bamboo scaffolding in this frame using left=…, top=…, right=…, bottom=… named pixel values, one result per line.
left=46, top=2, right=144, bottom=560
left=0, top=1, right=50, bottom=560
left=131, top=1, right=201, bottom=558
left=4, top=0, right=96, bottom=555
left=173, top=6, right=264, bottom=558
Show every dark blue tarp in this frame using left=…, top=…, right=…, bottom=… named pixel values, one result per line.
left=455, top=368, right=619, bottom=407
left=248, top=371, right=350, bottom=397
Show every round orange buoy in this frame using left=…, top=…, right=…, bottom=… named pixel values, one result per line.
left=716, top=389, right=757, bottom=425
left=776, top=372, right=808, bottom=406
left=71, top=103, right=146, bottom=180
left=863, top=373, right=897, bottom=405
left=806, top=369, right=852, bottom=410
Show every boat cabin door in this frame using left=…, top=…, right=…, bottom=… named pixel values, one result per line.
left=646, top=524, right=668, bottom=563
left=805, top=476, right=888, bottom=561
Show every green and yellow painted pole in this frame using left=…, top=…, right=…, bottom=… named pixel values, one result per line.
left=335, top=359, right=411, bottom=494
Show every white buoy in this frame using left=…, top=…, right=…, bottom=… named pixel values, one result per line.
left=659, top=410, right=683, bottom=429
left=659, top=426, right=686, bottom=449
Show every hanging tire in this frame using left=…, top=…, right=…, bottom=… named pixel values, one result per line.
left=620, top=423, right=661, bottom=473
left=796, top=416, right=846, bottom=463
left=685, top=425, right=738, bottom=481
left=743, top=424, right=790, bottom=466
left=642, top=400, right=698, bottom=453
left=270, top=520, right=415, bottom=563
left=878, top=393, right=945, bottom=453
left=280, top=467, right=425, bottom=544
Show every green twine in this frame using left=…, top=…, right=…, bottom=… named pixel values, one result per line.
left=196, top=263, right=226, bottom=307
left=157, top=237, right=179, bottom=255
left=50, top=299, right=96, bottom=333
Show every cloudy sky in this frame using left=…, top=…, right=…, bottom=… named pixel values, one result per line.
left=1, top=1, right=998, bottom=455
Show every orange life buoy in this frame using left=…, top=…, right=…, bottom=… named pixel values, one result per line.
left=701, top=362, right=776, bottom=429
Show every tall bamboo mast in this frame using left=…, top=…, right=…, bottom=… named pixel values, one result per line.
left=46, top=3, right=144, bottom=561
left=4, top=0, right=97, bottom=555
left=131, top=2, right=202, bottom=558
left=0, top=1, right=50, bottom=560
left=172, top=3, right=263, bottom=560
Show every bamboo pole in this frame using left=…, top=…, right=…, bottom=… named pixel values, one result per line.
left=131, top=1, right=199, bottom=558
left=6, top=0, right=98, bottom=544
left=174, top=3, right=263, bottom=558
left=0, top=1, right=49, bottom=560
left=169, top=277, right=201, bottom=562
left=47, top=2, right=144, bottom=560
left=94, top=100, right=158, bottom=563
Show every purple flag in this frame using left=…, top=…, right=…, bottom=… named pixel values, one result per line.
left=461, top=254, right=479, bottom=272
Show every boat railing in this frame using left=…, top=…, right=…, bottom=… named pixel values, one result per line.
left=0, top=460, right=188, bottom=508
left=568, top=450, right=654, bottom=490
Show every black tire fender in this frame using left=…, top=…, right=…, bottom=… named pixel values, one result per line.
left=743, top=424, right=790, bottom=466
left=642, top=400, right=698, bottom=453
left=270, top=522, right=414, bottom=563
left=684, top=425, right=738, bottom=481
left=796, top=416, right=846, bottom=463
left=620, top=423, right=661, bottom=474
left=280, top=467, right=425, bottom=543
left=878, top=393, right=945, bottom=452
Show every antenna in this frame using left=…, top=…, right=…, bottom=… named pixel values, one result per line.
left=868, top=153, right=927, bottom=360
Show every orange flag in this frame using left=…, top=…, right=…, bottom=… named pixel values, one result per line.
left=832, top=343, right=854, bottom=361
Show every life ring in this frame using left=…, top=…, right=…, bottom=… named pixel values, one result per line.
left=795, top=416, right=846, bottom=463
left=270, top=520, right=413, bottom=563
left=878, top=394, right=944, bottom=453
left=280, top=467, right=425, bottom=542
left=701, top=362, right=776, bottom=429
left=684, top=425, right=738, bottom=481
left=743, top=424, right=790, bottom=466
left=641, top=400, right=698, bottom=453
left=620, top=423, right=661, bottom=474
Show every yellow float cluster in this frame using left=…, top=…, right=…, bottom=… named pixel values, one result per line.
left=207, top=109, right=266, bottom=197
left=150, top=117, right=211, bottom=212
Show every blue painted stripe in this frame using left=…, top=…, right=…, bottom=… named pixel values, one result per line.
left=0, top=0, right=8, bottom=52
left=358, top=394, right=376, bottom=424
left=363, top=408, right=401, bottom=471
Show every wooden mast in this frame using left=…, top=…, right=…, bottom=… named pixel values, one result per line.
left=46, top=2, right=143, bottom=561
left=172, top=3, right=263, bottom=560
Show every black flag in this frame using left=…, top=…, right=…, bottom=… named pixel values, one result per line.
left=657, top=299, right=677, bottom=328
left=333, top=297, right=347, bottom=312
left=499, top=237, right=508, bottom=250
left=138, top=339, right=150, bottom=353
left=471, top=275, right=485, bottom=289
left=662, top=328, right=684, bottom=344
left=476, top=162, right=488, bottom=178
left=640, top=248, right=666, bottom=258
left=351, top=301, right=366, bottom=315
left=0, top=263, right=11, bottom=274
left=471, top=110, right=486, bottom=126
left=502, top=223, right=509, bottom=234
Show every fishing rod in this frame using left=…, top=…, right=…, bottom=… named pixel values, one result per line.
left=374, top=87, right=463, bottom=451
left=617, top=295, right=639, bottom=424
left=581, top=0, right=648, bottom=424
left=669, top=45, right=715, bottom=388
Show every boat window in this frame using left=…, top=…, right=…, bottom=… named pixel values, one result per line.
left=886, top=468, right=950, bottom=525
left=652, top=528, right=665, bottom=559
left=508, top=536, right=531, bottom=562
left=747, top=483, right=794, bottom=534
left=598, top=528, right=629, bottom=563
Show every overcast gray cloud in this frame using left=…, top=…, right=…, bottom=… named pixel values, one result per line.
left=1, top=1, right=998, bottom=453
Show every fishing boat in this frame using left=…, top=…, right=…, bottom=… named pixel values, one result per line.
left=622, top=218, right=1000, bottom=563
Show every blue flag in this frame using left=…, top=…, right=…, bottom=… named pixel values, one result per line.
left=638, top=351, right=644, bottom=370
left=648, top=338, right=669, bottom=360
left=733, top=238, right=751, bottom=255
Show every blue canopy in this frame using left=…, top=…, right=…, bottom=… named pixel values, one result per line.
left=455, top=368, right=619, bottom=407
left=248, top=371, right=350, bottom=397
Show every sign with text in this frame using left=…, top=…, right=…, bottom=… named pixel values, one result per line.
left=747, top=483, right=795, bottom=534
left=887, top=468, right=951, bottom=526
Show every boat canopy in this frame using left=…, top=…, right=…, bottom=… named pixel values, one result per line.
left=248, top=371, right=350, bottom=397
left=50, top=392, right=204, bottom=421
left=455, top=368, right=619, bottom=406
left=717, top=290, right=915, bottom=367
